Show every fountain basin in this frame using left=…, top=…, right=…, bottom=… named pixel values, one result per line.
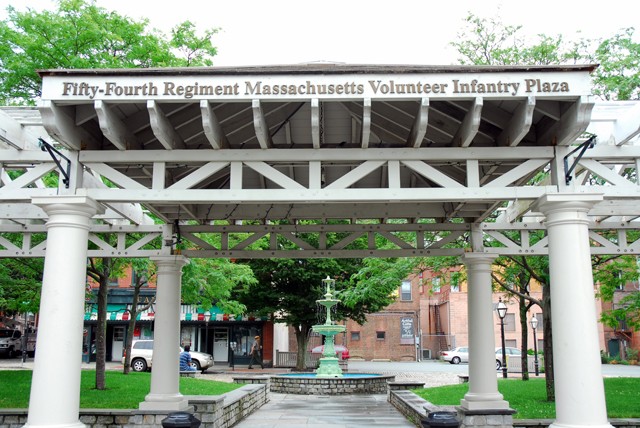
left=270, top=373, right=395, bottom=395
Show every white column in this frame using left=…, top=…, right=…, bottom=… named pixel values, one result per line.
left=25, top=197, right=101, bottom=428
left=533, top=194, right=612, bottom=428
left=140, top=255, right=189, bottom=411
left=460, top=253, right=510, bottom=411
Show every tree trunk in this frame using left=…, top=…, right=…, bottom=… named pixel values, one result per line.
left=95, top=276, right=108, bottom=390
left=122, top=281, right=142, bottom=375
left=294, top=324, right=311, bottom=371
left=542, top=279, right=555, bottom=401
left=519, top=296, right=529, bottom=381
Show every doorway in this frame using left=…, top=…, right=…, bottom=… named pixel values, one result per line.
left=213, top=329, right=228, bottom=362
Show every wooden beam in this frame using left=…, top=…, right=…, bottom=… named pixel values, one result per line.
left=200, top=100, right=229, bottom=149
left=361, top=98, right=371, bottom=148
left=408, top=98, right=430, bottom=148
left=147, top=100, right=185, bottom=150
left=252, top=99, right=273, bottom=149
left=497, top=96, right=535, bottom=147
left=537, top=96, right=594, bottom=146
left=453, top=97, right=482, bottom=147
left=94, top=100, right=140, bottom=150
left=311, top=98, right=321, bottom=149
left=39, top=100, right=98, bottom=150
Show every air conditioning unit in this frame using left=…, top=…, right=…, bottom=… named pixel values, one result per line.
left=422, top=349, right=432, bottom=359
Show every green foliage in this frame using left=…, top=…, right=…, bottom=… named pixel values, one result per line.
left=594, top=255, right=640, bottom=331
left=451, top=12, right=640, bottom=101
left=416, top=378, right=640, bottom=418
left=451, top=13, right=582, bottom=66
left=0, top=233, right=45, bottom=313
left=0, top=0, right=219, bottom=104
left=240, top=256, right=358, bottom=326
left=181, top=258, right=255, bottom=315
left=592, top=28, right=640, bottom=100
left=0, top=370, right=241, bottom=408
left=342, top=257, right=416, bottom=323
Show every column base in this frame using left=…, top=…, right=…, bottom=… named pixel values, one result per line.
left=24, top=421, right=85, bottom=428
left=460, top=391, right=510, bottom=411
left=139, top=393, right=190, bottom=411
left=550, top=422, right=614, bottom=428
left=457, top=406, right=516, bottom=428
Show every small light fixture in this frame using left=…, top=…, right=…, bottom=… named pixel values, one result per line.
left=497, top=300, right=507, bottom=320
left=530, top=316, right=538, bottom=330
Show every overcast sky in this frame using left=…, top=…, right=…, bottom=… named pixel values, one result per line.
left=1, top=0, right=638, bottom=66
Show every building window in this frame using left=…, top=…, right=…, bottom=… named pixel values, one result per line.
left=351, top=331, right=361, bottom=341
left=505, top=313, right=516, bottom=331
left=505, top=339, right=517, bottom=348
left=376, top=331, right=385, bottom=340
left=450, top=272, right=460, bottom=292
left=400, top=280, right=411, bottom=301
left=432, top=277, right=441, bottom=292
left=107, top=277, right=119, bottom=287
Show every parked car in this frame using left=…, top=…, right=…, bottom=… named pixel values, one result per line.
left=440, top=347, right=469, bottom=364
left=310, top=344, right=350, bottom=359
left=495, top=347, right=522, bottom=370
left=122, top=339, right=214, bottom=373
left=441, top=346, right=522, bottom=369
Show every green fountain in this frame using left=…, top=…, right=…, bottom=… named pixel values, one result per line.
left=312, top=276, right=346, bottom=378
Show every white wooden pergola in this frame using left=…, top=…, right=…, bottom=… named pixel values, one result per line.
left=2, top=64, right=639, bottom=428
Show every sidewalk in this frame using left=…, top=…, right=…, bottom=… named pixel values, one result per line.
left=233, top=392, right=415, bottom=428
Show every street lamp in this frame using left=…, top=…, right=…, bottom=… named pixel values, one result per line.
left=496, top=299, right=508, bottom=379
left=204, top=311, right=211, bottom=354
left=530, top=315, right=539, bottom=376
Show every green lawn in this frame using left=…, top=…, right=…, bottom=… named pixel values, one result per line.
left=0, top=370, right=242, bottom=409
left=414, top=378, right=640, bottom=419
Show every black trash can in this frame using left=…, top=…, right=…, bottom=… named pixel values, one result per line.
left=161, top=412, right=201, bottom=428
left=421, top=411, right=460, bottom=428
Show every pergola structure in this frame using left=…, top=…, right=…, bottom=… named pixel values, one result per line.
left=2, top=64, right=640, bottom=428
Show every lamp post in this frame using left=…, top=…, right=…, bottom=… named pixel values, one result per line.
left=497, top=299, right=508, bottom=379
left=204, top=311, right=211, bottom=354
left=530, top=315, right=539, bottom=376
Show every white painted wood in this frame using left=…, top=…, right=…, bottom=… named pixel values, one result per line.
left=453, top=97, right=482, bottom=147
left=498, top=96, right=535, bottom=146
left=39, top=100, right=98, bottom=150
left=311, top=98, right=320, bottom=149
left=147, top=100, right=185, bottom=150
left=324, top=160, right=386, bottom=189
left=361, top=98, right=371, bottom=148
left=408, top=98, right=429, bottom=148
left=252, top=99, right=273, bottom=149
left=244, top=161, right=306, bottom=189
left=167, top=162, right=230, bottom=190
left=94, top=100, right=140, bottom=150
left=484, top=159, right=549, bottom=188
left=538, top=96, right=595, bottom=146
left=200, top=100, right=229, bottom=149
left=402, top=160, right=465, bottom=188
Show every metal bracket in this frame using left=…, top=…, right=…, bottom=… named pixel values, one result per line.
left=38, top=138, right=71, bottom=188
left=564, top=134, right=596, bottom=185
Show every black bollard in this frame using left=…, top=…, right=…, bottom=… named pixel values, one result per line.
left=161, top=412, right=201, bottom=428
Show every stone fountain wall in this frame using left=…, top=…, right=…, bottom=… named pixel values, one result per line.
left=270, top=374, right=395, bottom=395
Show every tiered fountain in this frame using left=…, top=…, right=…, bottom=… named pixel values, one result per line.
left=312, top=276, right=346, bottom=377
left=269, top=276, right=394, bottom=395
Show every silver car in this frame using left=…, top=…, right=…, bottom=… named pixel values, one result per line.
left=123, top=339, right=214, bottom=372
left=440, top=347, right=469, bottom=364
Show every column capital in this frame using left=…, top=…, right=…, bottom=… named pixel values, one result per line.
left=532, top=193, right=603, bottom=215
left=32, top=195, right=103, bottom=217
left=150, top=255, right=190, bottom=269
left=462, top=252, right=497, bottom=266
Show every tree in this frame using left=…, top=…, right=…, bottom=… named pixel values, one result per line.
left=594, top=254, right=640, bottom=359
left=591, top=28, right=640, bottom=101
left=121, top=258, right=155, bottom=375
left=86, top=256, right=124, bottom=390
left=239, top=256, right=362, bottom=370
left=0, top=0, right=219, bottom=104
